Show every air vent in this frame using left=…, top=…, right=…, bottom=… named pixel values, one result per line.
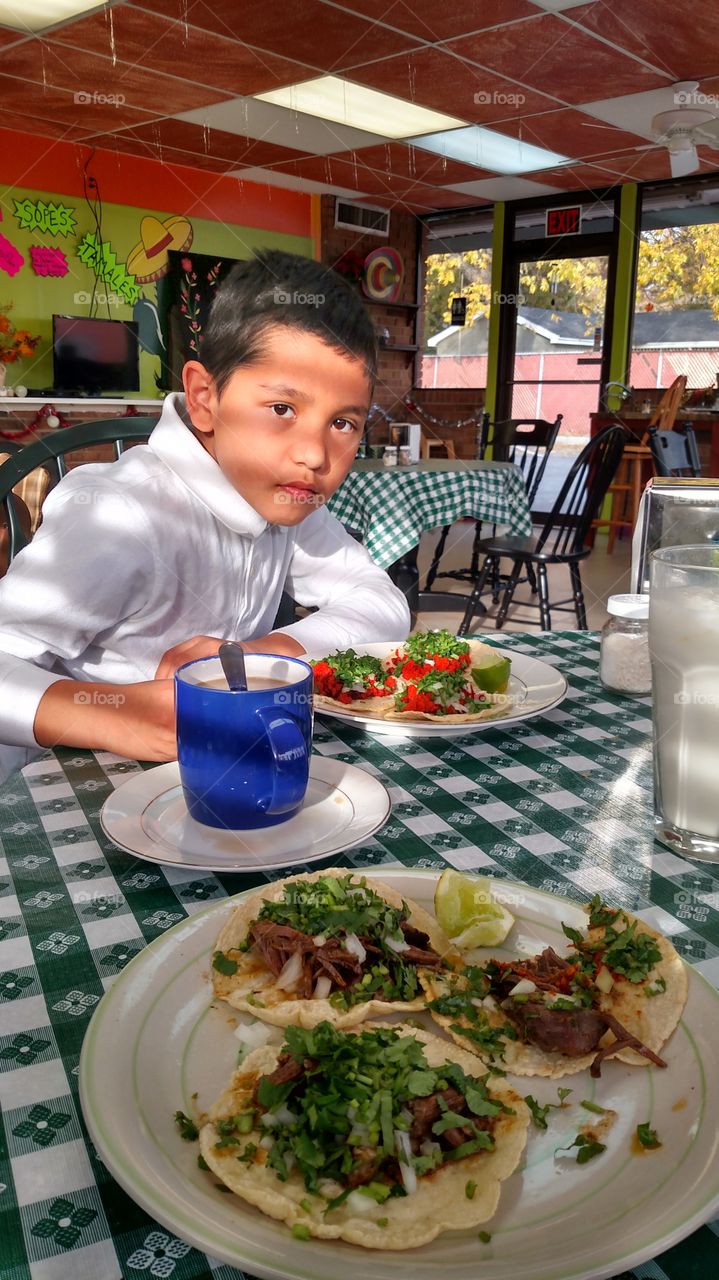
left=334, top=199, right=390, bottom=236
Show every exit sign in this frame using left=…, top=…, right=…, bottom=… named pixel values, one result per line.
left=546, top=205, right=582, bottom=236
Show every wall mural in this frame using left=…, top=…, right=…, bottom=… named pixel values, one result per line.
left=76, top=232, right=141, bottom=305
left=13, top=198, right=77, bottom=237
left=29, top=246, right=69, bottom=277
left=127, top=215, right=193, bottom=283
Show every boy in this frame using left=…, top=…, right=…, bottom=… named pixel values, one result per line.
left=0, top=250, right=410, bottom=781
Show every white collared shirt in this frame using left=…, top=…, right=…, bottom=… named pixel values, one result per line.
left=0, top=393, right=410, bottom=755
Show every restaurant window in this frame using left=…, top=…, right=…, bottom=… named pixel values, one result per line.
left=630, top=182, right=719, bottom=398
left=419, top=211, right=493, bottom=389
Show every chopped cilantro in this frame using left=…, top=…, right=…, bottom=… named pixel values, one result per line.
left=479, top=1231, right=492, bottom=1243
left=404, top=629, right=469, bottom=661
left=465, top=1179, right=477, bottom=1200
left=236, top=1142, right=258, bottom=1164
left=580, top=1099, right=606, bottom=1115
left=292, top=1223, right=311, bottom=1241
left=174, top=1110, right=199, bottom=1141
left=197, top=1154, right=210, bottom=1171
left=645, top=976, right=667, bottom=998
left=636, top=1123, right=662, bottom=1149
left=377, top=1217, right=389, bottom=1228
left=587, top=896, right=620, bottom=929
left=212, top=950, right=238, bottom=977
left=524, top=1088, right=572, bottom=1130
left=299, top=1197, right=312, bottom=1212
left=557, top=1133, right=606, bottom=1164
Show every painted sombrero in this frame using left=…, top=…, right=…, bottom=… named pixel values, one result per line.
left=127, top=215, right=194, bottom=284
left=362, top=246, right=404, bottom=303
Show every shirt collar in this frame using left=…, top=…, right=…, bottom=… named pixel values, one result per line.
left=148, top=393, right=268, bottom=538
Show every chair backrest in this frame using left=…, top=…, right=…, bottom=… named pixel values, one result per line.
left=647, top=375, right=687, bottom=434
left=536, top=424, right=628, bottom=556
left=0, top=416, right=158, bottom=565
left=488, top=415, right=563, bottom=506
left=648, top=425, right=702, bottom=478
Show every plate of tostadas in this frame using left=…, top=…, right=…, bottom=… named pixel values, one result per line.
left=79, top=867, right=719, bottom=1280
left=307, top=631, right=567, bottom=737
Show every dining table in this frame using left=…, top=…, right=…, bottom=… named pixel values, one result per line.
left=326, top=457, right=532, bottom=616
left=0, top=629, right=717, bottom=1280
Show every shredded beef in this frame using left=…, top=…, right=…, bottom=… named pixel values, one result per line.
left=589, top=1010, right=667, bottom=1077
left=409, top=1086, right=466, bottom=1147
left=346, top=1146, right=382, bottom=1188
left=501, top=998, right=608, bottom=1057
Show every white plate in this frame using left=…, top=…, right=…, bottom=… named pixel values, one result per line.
left=307, top=644, right=567, bottom=736
left=100, top=757, right=390, bottom=871
left=80, top=869, right=719, bottom=1280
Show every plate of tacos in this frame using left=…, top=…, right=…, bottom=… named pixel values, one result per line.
left=307, top=630, right=567, bottom=736
left=80, top=867, right=719, bottom=1280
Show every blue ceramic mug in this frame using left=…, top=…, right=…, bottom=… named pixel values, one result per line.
left=175, top=653, right=313, bottom=830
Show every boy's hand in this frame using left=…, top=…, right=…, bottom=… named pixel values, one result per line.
left=155, top=631, right=306, bottom=679
left=34, top=678, right=176, bottom=762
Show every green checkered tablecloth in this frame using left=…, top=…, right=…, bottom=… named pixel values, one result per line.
left=326, top=459, right=532, bottom=567
left=0, top=631, right=717, bottom=1280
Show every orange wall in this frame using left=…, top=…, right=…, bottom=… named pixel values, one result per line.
left=0, top=128, right=312, bottom=238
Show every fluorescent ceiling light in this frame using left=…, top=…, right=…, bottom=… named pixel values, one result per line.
left=0, top=0, right=103, bottom=31
left=409, top=125, right=570, bottom=175
left=255, top=75, right=467, bottom=139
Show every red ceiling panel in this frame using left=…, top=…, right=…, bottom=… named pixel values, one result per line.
left=570, top=0, right=719, bottom=81
left=319, top=0, right=536, bottom=43
left=521, top=163, right=630, bottom=193
left=446, top=13, right=670, bottom=106
left=0, top=41, right=231, bottom=114
left=93, top=118, right=309, bottom=169
left=325, top=141, right=492, bottom=184
left=0, top=72, right=157, bottom=134
left=490, top=108, right=649, bottom=163
left=346, top=44, right=560, bottom=127
left=0, top=25, right=24, bottom=49
left=129, top=0, right=421, bottom=70
left=51, top=8, right=312, bottom=96
left=78, top=132, right=232, bottom=171
left=0, top=113, right=89, bottom=143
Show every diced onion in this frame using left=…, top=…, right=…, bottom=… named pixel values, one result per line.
left=276, top=951, right=303, bottom=991
left=595, top=965, right=614, bottom=994
left=345, top=933, right=366, bottom=963
left=261, top=1104, right=297, bottom=1127
left=313, top=975, right=332, bottom=1000
left=509, top=978, right=537, bottom=996
left=258, top=1135, right=274, bottom=1150
left=313, top=934, right=327, bottom=946
left=233, top=1020, right=274, bottom=1051
left=482, top=995, right=498, bottom=1011
left=395, top=1130, right=417, bottom=1195
left=385, top=935, right=410, bottom=954
left=346, top=1190, right=380, bottom=1215
left=470, top=997, right=486, bottom=1009
left=419, top=1139, right=441, bottom=1158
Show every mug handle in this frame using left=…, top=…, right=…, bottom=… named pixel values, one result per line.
left=254, top=707, right=309, bottom=815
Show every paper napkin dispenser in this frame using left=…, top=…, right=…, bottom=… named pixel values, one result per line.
left=631, top=477, right=719, bottom=593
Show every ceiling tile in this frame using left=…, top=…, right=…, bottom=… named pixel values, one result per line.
left=569, top=0, right=719, bottom=80
left=0, top=41, right=232, bottom=114
left=0, top=24, right=24, bottom=49
left=51, top=7, right=313, bottom=96
left=346, top=44, right=560, bottom=125
left=490, top=107, right=649, bottom=161
left=328, top=141, right=493, bottom=184
left=177, top=97, right=382, bottom=157
left=108, top=119, right=309, bottom=168
left=80, top=132, right=232, bottom=171
left=521, top=162, right=629, bottom=191
left=320, top=0, right=536, bottom=43
left=447, top=175, right=564, bottom=199
left=0, top=111, right=88, bottom=142
left=446, top=12, right=670, bottom=105
left=0, top=72, right=156, bottom=133
left=230, top=166, right=370, bottom=199
left=129, top=0, right=421, bottom=70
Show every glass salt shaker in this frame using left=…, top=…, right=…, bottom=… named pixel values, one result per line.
left=599, top=594, right=651, bottom=695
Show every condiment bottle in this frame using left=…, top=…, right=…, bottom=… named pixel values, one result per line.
left=599, top=594, right=651, bottom=695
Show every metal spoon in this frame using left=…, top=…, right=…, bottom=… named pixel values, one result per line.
left=218, top=641, right=248, bottom=692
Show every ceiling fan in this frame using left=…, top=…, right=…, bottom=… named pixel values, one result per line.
left=650, top=81, right=719, bottom=176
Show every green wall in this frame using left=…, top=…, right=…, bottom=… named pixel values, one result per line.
left=0, top=184, right=312, bottom=397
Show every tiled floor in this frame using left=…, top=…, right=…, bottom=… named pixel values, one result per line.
left=414, top=521, right=633, bottom=635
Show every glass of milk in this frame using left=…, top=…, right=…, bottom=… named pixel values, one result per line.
left=649, top=545, right=719, bottom=862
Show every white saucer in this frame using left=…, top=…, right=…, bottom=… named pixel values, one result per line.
left=100, top=756, right=390, bottom=872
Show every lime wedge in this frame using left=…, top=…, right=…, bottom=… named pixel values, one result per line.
left=434, top=869, right=515, bottom=949
left=471, top=652, right=511, bottom=695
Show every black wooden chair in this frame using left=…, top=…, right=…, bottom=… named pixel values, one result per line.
left=424, top=414, right=562, bottom=594
left=459, top=423, right=628, bottom=633
left=648, top=424, right=701, bottom=478
left=0, top=417, right=157, bottom=565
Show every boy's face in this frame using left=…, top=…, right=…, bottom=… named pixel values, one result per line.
left=183, top=327, right=372, bottom=526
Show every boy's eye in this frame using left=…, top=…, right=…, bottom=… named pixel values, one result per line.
left=271, top=403, right=294, bottom=418
left=334, top=419, right=358, bottom=434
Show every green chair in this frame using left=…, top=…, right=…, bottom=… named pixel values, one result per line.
left=0, top=417, right=158, bottom=565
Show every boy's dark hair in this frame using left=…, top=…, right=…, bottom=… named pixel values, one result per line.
left=200, top=249, right=377, bottom=396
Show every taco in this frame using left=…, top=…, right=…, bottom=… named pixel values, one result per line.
left=421, top=896, right=687, bottom=1078
left=211, top=869, right=455, bottom=1029
left=198, top=1019, right=529, bottom=1249
left=312, top=630, right=513, bottom=724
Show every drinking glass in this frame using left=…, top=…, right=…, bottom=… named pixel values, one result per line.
left=649, top=544, right=719, bottom=861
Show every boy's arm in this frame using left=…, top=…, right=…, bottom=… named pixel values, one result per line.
left=279, top=506, right=411, bottom=652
